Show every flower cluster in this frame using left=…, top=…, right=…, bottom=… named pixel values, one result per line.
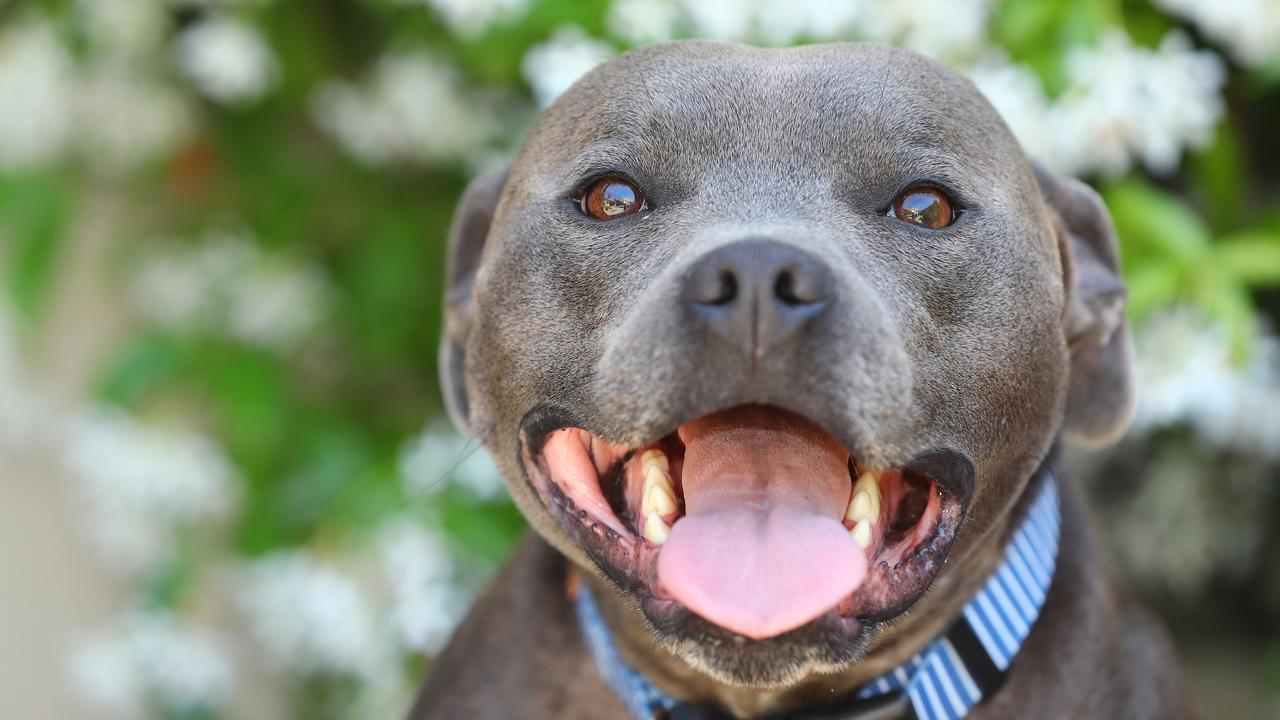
left=1131, top=309, right=1280, bottom=461
left=976, top=31, right=1224, bottom=177
left=128, top=232, right=330, bottom=352
left=64, top=410, right=240, bottom=575
left=607, top=0, right=988, bottom=59
left=0, top=16, right=190, bottom=173
left=70, top=612, right=234, bottom=718
left=312, top=52, right=508, bottom=167
left=175, top=16, right=279, bottom=105
left=1154, top=0, right=1280, bottom=67
left=400, top=423, right=506, bottom=501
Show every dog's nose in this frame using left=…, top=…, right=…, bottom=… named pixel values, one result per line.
left=684, top=239, right=832, bottom=353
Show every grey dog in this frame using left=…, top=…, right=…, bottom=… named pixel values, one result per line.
left=412, top=41, right=1196, bottom=719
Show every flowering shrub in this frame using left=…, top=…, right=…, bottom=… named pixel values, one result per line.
left=0, top=0, right=1278, bottom=717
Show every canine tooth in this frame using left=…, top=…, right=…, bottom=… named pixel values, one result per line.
left=644, top=511, right=671, bottom=545
left=852, top=518, right=873, bottom=549
left=845, top=471, right=881, bottom=526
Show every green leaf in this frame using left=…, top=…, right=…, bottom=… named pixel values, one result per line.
left=1104, top=180, right=1212, bottom=264
left=1124, top=263, right=1184, bottom=320
left=1188, top=122, right=1246, bottom=233
left=1187, top=266, right=1256, bottom=361
left=0, top=172, right=72, bottom=324
left=1213, top=233, right=1280, bottom=287
left=97, top=332, right=184, bottom=406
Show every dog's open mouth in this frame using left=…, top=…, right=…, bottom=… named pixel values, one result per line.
left=522, top=404, right=967, bottom=640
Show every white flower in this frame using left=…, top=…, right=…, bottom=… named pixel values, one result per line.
left=607, top=0, right=982, bottom=53
left=860, top=0, right=990, bottom=61
left=409, top=0, right=530, bottom=36
left=678, top=0, right=754, bottom=42
left=1106, top=442, right=1268, bottom=595
left=129, top=233, right=328, bottom=350
left=0, top=21, right=76, bottom=170
left=70, top=612, right=233, bottom=716
left=312, top=54, right=496, bottom=166
left=607, top=0, right=681, bottom=44
left=76, top=0, right=168, bottom=58
left=400, top=424, right=504, bottom=499
left=968, top=59, right=1060, bottom=167
left=753, top=0, right=864, bottom=46
left=237, top=552, right=386, bottom=677
left=521, top=27, right=615, bottom=107
left=75, top=64, right=191, bottom=172
left=1053, top=31, right=1224, bottom=176
left=972, top=31, right=1224, bottom=177
left=63, top=410, right=239, bottom=574
left=1154, top=0, right=1280, bottom=67
left=226, top=262, right=329, bottom=349
left=175, top=16, right=278, bottom=105
left=1132, top=308, right=1280, bottom=460
left=129, top=235, right=252, bottom=327
left=377, top=518, right=467, bottom=654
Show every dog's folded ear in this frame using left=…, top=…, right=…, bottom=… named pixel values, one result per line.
left=439, top=166, right=510, bottom=433
left=1035, top=163, right=1136, bottom=446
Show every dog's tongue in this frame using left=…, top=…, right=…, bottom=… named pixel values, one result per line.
left=657, top=407, right=865, bottom=639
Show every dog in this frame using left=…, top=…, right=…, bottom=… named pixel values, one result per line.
left=412, top=41, right=1196, bottom=719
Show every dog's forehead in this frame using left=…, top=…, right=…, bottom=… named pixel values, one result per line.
left=528, top=41, right=1015, bottom=181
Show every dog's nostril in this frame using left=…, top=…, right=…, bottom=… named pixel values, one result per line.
left=774, top=270, right=802, bottom=306
left=689, top=267, right=738, bottom=306
left=774, top=268, right=824, bottom=306
left=711, top=270, right=738, bottom=305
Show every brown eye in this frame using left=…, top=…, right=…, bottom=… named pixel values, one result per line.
left=580, top=177, right=645, bottom=220
left=891, top=187, right=955, bottom=229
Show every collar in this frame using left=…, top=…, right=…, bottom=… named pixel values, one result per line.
left=573, top=474, right=1062, bottom=720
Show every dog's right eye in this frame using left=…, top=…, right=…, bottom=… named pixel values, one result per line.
left=890, top=186, right=956, bottom=229
left=578, top=177, right=646, bottom=220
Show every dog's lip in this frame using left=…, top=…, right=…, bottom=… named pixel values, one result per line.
left=517, top=403, right=972, bottom=633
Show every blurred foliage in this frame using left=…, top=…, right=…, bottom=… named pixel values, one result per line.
left=1, top=0, right=1280, bottom=717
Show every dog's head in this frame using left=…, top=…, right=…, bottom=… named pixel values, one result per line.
left=439, top=41, right=1132, bottom=686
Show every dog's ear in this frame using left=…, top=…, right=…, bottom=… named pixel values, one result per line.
left=439, top=166, right=510, bottom=433
left=1034, top=163, right=1135, bottom=446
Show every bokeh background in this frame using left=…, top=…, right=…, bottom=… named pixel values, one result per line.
left=1, top=0, right=1278, bottom=718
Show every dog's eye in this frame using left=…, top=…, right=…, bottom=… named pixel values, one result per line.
left=890, top=186, right=955, bottom=229
left=579, top=177, right=646, bottom=220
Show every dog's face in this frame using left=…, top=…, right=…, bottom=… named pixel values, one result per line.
left=441, top=42, right=1132, bottom=685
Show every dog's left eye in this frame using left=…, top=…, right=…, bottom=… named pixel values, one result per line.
left=890, top=186, right=956, bottom=229
left=579, top=177, right=646, bottom=220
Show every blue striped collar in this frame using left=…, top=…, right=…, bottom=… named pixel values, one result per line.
left=574, top=475, right=1062, bottom=720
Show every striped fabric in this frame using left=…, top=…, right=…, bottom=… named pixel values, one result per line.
left=574, top=476, right=1062, bottom=720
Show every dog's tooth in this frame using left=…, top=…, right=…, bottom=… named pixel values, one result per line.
left=643, top=460, right=674, bottom=491
left=852, top=471, right=882, bottom=524
left=641, top=458, right=677, bottom=518
left=852, top=518, right=873, bottom=550
left=642, top=475, right=678, bottom=518
left=640, top=448, right=669, bottom=473
left=643, top=511, right=671, bottom=545
left=846, top=491, right=874, bottom=524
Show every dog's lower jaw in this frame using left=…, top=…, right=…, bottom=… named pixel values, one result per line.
left=583, top=472, right=1044, bottom=720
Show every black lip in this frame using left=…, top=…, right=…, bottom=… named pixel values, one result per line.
left=518, top=404, right=584, bottom=457
left=905, top=448, right=976, bottom=508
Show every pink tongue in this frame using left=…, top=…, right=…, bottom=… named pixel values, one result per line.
left=656, top=407, right=866, bottom=639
